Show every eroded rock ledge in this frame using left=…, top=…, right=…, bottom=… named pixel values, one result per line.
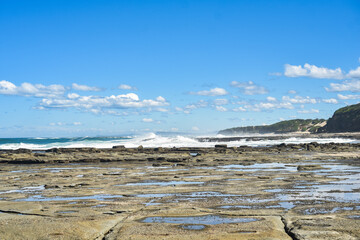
left=1, top=142, right=359, bottom=164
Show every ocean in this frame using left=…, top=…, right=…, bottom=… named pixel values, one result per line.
left=0, top=133, right=358, bottom=150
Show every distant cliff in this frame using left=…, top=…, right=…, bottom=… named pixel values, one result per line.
left=218, top=119, right=326, bottom=135
left=318, top=103, right=360, bottom=133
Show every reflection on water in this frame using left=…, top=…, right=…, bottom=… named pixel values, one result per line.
left=141, top=215, right=259, bottom=225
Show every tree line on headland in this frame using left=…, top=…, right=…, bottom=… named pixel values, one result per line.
left=218, top=103, right=360, bottom=135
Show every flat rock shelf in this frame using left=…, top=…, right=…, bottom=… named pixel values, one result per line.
left=0, top=143, right=360, bottom=239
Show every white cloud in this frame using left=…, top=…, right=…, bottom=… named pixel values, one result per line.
left=325, top=80, right=360, bottom=92
left=190, top=87, right=228, bottom=96
left=49, top=122, right=64, bottom=126
left=142, top=118, right=153, bottom=123
left=171, top=128, right=179, bottom=132
left=49, top=122, right=82, bottom=126
left=156, top=96, right=166, bottom=102
left=39, top=93, right=169, bottom=112
left=322, top=98, right=338, bottom=104
left=288, top=90, right=297, bottom=94
left=298, top=109, right=320, bottom=114
left=282, top=96, right=317, bottom=104
left=284, top=63, right=344, bottom=79
left=266, top=96, right=277, bottom=102
left=347, top=67, right=360, bottom=79
left=72, top=83, right=101, bottom=91
left=253, top=102, right=294, bottom=110
left=233, top=106, right=246, bottom=112
left=0, top=80, right=66, bottom=98
left=337, top=94, right=360, bottom=100
left=184, top=100, right=209, bottom=111
left=119, top=84, right=137, bottom=90
left=230, top=81, right=268, bottom=95
left=156, top=107, right=169, bottom=112
left=215, top=106, right=227, bottom=112
left=67, top=93, right=80, bottom=99
left=213, top=99, right=229, bottom=105
left=0, top=80, right=17, bottom=94
left=191, top=126, right=199, bottom=131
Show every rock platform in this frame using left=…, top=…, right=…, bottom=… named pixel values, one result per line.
left=0, top=143, right=360, bottom=239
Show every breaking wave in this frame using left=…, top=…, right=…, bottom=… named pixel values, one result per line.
left=0, top=133, right=358, bottom=150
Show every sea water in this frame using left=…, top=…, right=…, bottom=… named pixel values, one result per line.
left=0, top=133, right=357, bottom=150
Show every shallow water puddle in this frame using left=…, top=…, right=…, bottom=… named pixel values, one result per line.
left=14, top=194, right=123, bottom=202
left=181, top=224, right=205, bottom=230
left=181, top=191, right=239, bottom=197
left=276, top=191, right=360, bottom=202
left=218, top=163, right=298, bottom=172
left=141, top=215, right=259, bottom=225
left=302, top=206, right=354, bottom=215
left=219, top=201, right=295, bottom=210
left=125, top=181, right=203, bottom=186
left=0, top=185, right=45, bottom=195
left=136, top=193, right=174, bottom=198
left=56, top=211, right=77, bottom=214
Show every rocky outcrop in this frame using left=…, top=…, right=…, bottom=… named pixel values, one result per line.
left=318, top=103, right=360, bottom=133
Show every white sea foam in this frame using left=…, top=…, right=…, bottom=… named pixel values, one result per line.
left=0, top=133, right=357, bottom=150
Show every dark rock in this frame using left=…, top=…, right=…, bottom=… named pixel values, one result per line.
left=113, top=145, right=125, bottom=149
left=215, top=144, right=227, bottom=148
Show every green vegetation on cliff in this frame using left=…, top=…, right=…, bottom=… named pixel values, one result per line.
left=318, top=103, right=360, bottom=133
left=218, top=119, right=326, bottom=135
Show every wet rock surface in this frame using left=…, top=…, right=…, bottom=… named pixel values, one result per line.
left=0, top=144, right=360, bottom=239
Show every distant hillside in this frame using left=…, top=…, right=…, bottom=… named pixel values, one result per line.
left=318, top=103, right=360, bottom=133
left=218, top=119, right=326, bottom=135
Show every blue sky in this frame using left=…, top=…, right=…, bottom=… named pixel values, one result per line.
left=1, top=0, right=360, bottom=137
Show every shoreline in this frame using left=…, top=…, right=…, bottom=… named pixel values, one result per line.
left=1, top=142, right=360, bottom=164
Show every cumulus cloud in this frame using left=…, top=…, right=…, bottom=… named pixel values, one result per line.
left=232, top=106, right=246, bottom=112
left=252, top=102, right=294, bottom=111
left=282, top=96, right=318, bottom=104
left=190, top=87, right=228, bottom=96
left=347, top=67, right=360, bottom=79
left=230, top=81, right=268, bottom=95
left=213, top=99, right=229, bottom=105
left=119, top=84, right=137, bottom=90
left=325, top=80, right=360, bottom=92
left=142, top=118, right=153, bottom=123
left=39, top=93, right=169, bottom=112
left=191, top=126, right=199, bottom=131
left=288, top=90, right=297, bottom=94
left=0, top=80, right=66, bottom=98
left=67, top=93, right=80, bottom=99
left=284, top=63, right=344, bottom=79
left=298, top=109, right=320, bottom=114
left=215, top=106, right=227, bottom=112
left=266, top=96, right=277, bottom=102
left=322, top=98, right=339, bottom=104
left=49, top=122, right=82, bottom=126
left=337, top=94, right=360, bottom=100
left=72, top=83, right=101, bottom=91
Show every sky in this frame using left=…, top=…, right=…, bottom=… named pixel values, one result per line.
left=1, top=0, right=360, bottom=137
